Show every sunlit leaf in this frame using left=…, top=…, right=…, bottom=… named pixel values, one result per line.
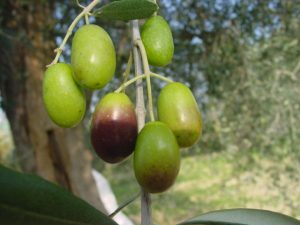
left=0, top=165, right=118, bottom=225
left=94, top=0, right=158, bottom=21
left=178, top=208, right=300, bottom=225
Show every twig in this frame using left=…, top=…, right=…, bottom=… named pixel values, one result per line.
left=109, top=192, right=141, bottom=218
left=114, top=74, right=146, bottom=93
left=135, top=39, right=155, bottom=122
left=131, top=20, right=152, bottom=225
left=76, top=0, right=85, bottom=9
left=121, top=52, right=133, bottom=93
left=150, top=72, right=173, bottom=83
left=114, top=72, right=173, bottom=93
left=47, top=0, right=100, bottom=67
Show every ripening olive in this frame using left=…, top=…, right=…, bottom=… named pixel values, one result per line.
left=141, top=15, right=174, bottom=67
left=91, top=93, right=138, bottom=163
left=43, top=63, right=86, bottom=128
left=71, top=24, right=116, bottom=89
left=158, top=82, right=202, bottom=148
left=134, top=121, right=180, bottom=193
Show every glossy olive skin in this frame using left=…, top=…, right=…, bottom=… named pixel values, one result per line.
left=71, top=24, right=116, bottom=89
left=141, top=15, right=174, bottom=67
left=134, top=121, right=180, bottom=193
left=158, top=82, right=202, bottom=148
left=43, top=63, right=86, bottom=128
left=91, top=93, right=138, bottom=163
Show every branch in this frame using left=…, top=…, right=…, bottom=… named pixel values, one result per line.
left=130, top=20, right=152, bottom=225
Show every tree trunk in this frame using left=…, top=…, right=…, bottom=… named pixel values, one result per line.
left=0, top=1, right=106, bottom=213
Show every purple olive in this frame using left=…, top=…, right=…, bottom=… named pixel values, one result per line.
left=91, top=93, right=138, bottom=163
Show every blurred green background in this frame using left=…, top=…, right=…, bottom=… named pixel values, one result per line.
left=0, top=1, right=300, bottom=224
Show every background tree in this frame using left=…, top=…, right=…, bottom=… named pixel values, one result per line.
left=0, top=0, right=105, bottom=212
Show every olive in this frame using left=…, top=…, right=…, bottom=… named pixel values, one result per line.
left=43, top=63, right=86, bottom=128
left=158, top=82, right=202, bottom=147
left=91, top=93, right=138, bottom=163
left=141, top=15, right=174, bottom=67
left=71, top=24, right=116, bottom=89
left=134, top=121, right=180, bottom=193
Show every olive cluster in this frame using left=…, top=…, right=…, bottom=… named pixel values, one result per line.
left=43, top=24, right=116, bottom=127
left=43, top=16, right=202, bottom=194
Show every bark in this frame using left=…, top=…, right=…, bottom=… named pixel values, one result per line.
left=0, top=0, right=106, bottom=213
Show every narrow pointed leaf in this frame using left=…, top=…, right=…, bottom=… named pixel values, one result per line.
left=178, top=208, right=300, bottom=225
left=94, top=0, right=158, bottom=21
left=0, top=165, right=118, bottom=225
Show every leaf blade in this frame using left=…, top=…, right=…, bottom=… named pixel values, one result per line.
left=0, top=165, right=118, bottom=225
left=178, top=208, right=300, bottom=225
left=95, top=0, right=159, bottom=21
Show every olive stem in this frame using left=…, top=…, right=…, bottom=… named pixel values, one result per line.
left=121, top=52, right=133, bottom=93
left=114, top=74, right=146, bottom=93
left=109, top=192, right=141, bottom=218
left=47, top=0, right=100, bottom=67
left=135, top=39, right=155, bottom=122
left=131, top=20, right=153, bottom=225
left=84, top=14, right=90, bottom=24
left=115, top=72, right=172, bottom=93
left=150, top=72, right=174, bottom=83
left=76, top=0, right=85, bottom=9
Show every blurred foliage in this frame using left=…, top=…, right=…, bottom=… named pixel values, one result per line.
left=201, top=33, right=300, bottom=155
left=1, top=0, right=300, bottom=158
left=157, top=0, right=300, bottom=156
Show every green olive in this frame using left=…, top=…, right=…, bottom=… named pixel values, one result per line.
left=43, top=63, right=86, bottom=128
left=158, top=82, right=202, bottom=147
left=134, top=121, right=180, bottom=193
left=141, top=15, right=174, bottom=67
left=71, top=24, right=116, bottom=89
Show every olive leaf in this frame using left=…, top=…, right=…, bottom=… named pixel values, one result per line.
left=0, top=165, right=118, bottom=225
left=94, top=0, right=159, bottom=21
left=177, top=208, right=300, bottom=225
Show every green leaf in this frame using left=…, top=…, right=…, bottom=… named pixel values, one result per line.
left=178, top=208, right=300, bottom=225
left=94, top=0, right=159, bottom=21
left=0, top=165, right=118, bottom=225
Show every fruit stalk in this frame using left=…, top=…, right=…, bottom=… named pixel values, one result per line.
left=131, top=20, right=152, bottom=225
left=114, top=72, right=173, bottom=93
left=135, top=39, right=155, bottom=122
left=47, top=0, right=100, bottom=67
left=121, top=52, right=133, bottom=92
left=114, top=74, right=146, bottom=93
left=150, top=72, right=173, bottom=83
